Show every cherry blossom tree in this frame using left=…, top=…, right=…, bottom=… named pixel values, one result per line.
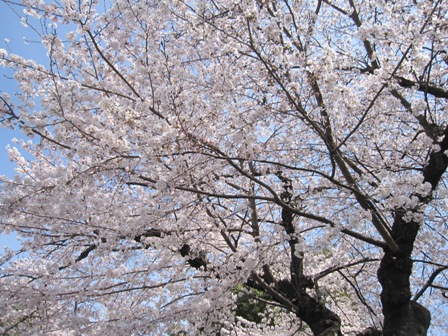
left=1, top=0, right=447, bottom=335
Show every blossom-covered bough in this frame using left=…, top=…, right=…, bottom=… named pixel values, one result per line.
left=0, top=0, right=447, bottom=335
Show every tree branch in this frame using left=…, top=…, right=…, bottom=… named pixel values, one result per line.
left=395, top=76, right=448, bottom=99
left=412, top=266, right=448, bottom=301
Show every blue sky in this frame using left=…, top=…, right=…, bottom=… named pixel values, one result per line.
left=1, top=1, right=47, bottom=176
left=0, top=2, right=47, bottom=251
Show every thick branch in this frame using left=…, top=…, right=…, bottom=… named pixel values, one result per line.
left=423, top=126, right=448, bottom=189
left=378, top=126, right=448, bottom=335
left=396, top=76, right=448, bottom=99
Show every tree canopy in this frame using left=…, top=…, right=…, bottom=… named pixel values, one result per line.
left=0, top=0, right=447, bottom=335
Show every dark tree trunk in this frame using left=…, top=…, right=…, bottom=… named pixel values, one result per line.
left=377, top=213, right=431, bottom=336
left=276, top=278, right=342, bottom=336
left=297, top=294, right=343, bottom=336
left=378, top=126, right=448, bottom=336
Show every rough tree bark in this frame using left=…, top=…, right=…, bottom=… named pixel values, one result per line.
left=378, top=126, right=448, bottom=336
